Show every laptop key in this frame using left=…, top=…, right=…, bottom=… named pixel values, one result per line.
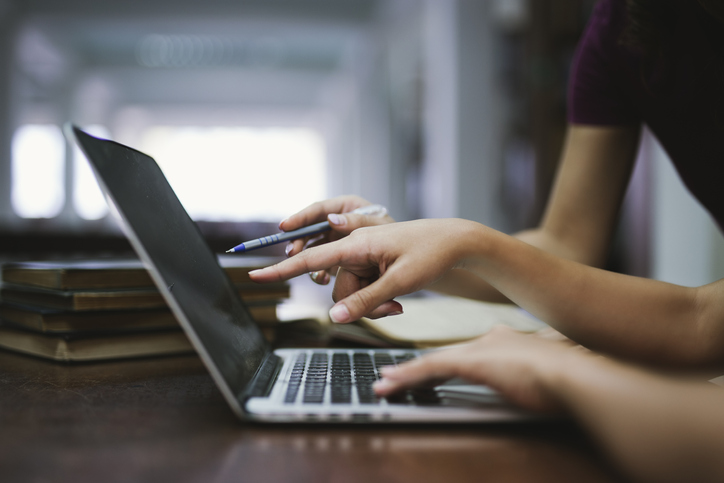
left=352, top=353, right=381, bottom=404
left=330, top=353, right=353, bottom=404
left=284, top=354, right=309, bottom=404
left=301, top=353, right=328, bottom=404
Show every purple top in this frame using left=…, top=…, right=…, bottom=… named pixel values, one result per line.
left=568, top=0, right=724, bottom=231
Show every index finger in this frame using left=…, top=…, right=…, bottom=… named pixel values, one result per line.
left=248, top=242, right=347, bottom=283
left=374, top=350, right=462, bottom=396
left=279, top=195, right=369, bottom=231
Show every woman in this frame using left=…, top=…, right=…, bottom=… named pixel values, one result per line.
left=249, top=1, right=724, bottom=481
left=268, top=0, right=724, bottom=367
left=249, top=217, right=724, bottom=482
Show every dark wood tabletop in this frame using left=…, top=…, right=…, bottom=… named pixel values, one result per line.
left=0, top=349, right=626, bottom=483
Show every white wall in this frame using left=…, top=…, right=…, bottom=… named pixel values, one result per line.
left=647, top=130, right=724, bottom=286
left=420, top=0, right=506, bottom=231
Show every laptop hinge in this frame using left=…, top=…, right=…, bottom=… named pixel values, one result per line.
left=242, top=352, right=283, bottom=401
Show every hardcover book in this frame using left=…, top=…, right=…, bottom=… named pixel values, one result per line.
left=0, top=324, right=195, bottom=362
left=1, top=255, right=280, bottom=290
left=0, top=283, right=289, bottom=312
left=0, top=303, right=278, bottom=333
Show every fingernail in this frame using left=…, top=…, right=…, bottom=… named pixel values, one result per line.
left=388, top=311, right=403, bottom=317
left=329, top=304, right=350, bottom=323
left=278, top=217, right=289, bottom=229
left=379, top=366, right=397, bottom=376
left=373, top=378, right=393, bottom=392
left=328, top=213, right=347, bottom=226
left=285, top=243, right=293, bottom=257
left=310, top=271, right=319, bottom=283
left=249, top=269, right=263, bottom=276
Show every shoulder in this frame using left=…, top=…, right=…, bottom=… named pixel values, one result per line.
left=576, top=0, right=630, bottom=68
left=568, top=0, right=641, bottom=126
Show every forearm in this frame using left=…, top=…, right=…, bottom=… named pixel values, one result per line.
left=427, top=270, right=511, bottom=303
left=458, top=221, right=716, bottom=366
left=427, top=227, right=581, bottom=304
left=550, top=353, right=724, bottom=483
left=430, top=125, right=641, bottom=307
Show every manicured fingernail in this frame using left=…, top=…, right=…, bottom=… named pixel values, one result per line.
left=310, top=271, right=319, bottom=283
left=388, top=311, right=403, bottom=317
left=328, top=213, right=347, bottom=226
left=373, top=378, right=393, bottom=392
left=278, top=217, right=289, bottom=229
left=249, top=269, right=263, bottom=276
left=329, top=304, right=350, bottom=323
left=285, top=243, right=293, bottom=257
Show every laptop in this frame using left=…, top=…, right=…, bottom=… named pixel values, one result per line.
left=68, top=125, right=533, bottom=423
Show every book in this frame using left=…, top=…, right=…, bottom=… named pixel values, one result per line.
left=327, top=321, right=396, bottom=348
left=0, top=303, right=279, bottom=334
left=0, top=255, right=280, bottom=290
left=0, top=317, right=296, bottom=362
left=0, top=283, right=290, bottom=312
left=0, top=324, right=195, bottom=362
left=357, top=295, right=549, bottom=348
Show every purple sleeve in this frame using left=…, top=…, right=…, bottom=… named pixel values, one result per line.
left=567, top=0, right=640, bottom=126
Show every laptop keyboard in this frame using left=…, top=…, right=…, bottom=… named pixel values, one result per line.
left=283, top=351, right=439, bottom=406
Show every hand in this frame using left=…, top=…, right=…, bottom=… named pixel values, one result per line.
left=279, top=195, right=395, bottom=285
left=250, top=218, right=479, bottom=322
left=374, top=326, right=584, bottom=413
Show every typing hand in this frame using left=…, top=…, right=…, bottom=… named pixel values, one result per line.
left=278, top=195, right=395, bottom=285
left=374, top=326, right=581, bottom=413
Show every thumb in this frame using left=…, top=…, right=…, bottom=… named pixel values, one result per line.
left=328, top=276, right=399, bottom=323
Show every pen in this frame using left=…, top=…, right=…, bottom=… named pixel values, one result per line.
left=225, top=204, right=388, bottom=253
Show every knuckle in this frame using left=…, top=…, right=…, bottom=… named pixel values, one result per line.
left=350, top=289, right=375, bottom=314
left=295, top=252, right=315, bottom=274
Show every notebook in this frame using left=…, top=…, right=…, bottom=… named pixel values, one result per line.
left=68, top=125, right=535, bottom=423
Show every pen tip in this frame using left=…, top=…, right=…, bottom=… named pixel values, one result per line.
left=225, top=249, right=234, bottom=253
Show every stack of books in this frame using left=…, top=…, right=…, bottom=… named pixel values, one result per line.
left=0, top=256, right=288, bottom=362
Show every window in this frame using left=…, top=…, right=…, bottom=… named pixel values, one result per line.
left=74, top=125, right=111, bottom=220
left=138, top=126, right=326, bottom=222
left=11, top=124, right=65, bottom=219
left=9, top=123, right=325, bottom=224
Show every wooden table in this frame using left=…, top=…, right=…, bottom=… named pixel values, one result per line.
left=0, top=350, right=625, bottom=483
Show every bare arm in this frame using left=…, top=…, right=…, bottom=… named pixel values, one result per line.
left=429, top=123, right=641, bottom=301
left=458, top=223, right=724, bottom=366
left=282, top=125, right=640, bottom=301
left=250, top=218, right=724, bottom=366
left=374, top=327, right=724, bottom=483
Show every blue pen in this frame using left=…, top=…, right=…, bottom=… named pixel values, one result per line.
left=225, top=204, right=388, bottom=253
left=225, top=221, right=331, bottom=253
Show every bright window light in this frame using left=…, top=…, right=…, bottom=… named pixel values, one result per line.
left=138, top=126, right=326, bottom=222
left=11, top=124, right=65, bottom=219
left=73, top=125, right=111, bottom=220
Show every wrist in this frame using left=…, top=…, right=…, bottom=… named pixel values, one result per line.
left=540, top=348, right=612, bottom=412
left=449, top=219, right=497, bottom=270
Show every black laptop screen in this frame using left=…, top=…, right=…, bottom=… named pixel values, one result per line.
left=72, top=126, right=270, bottom=402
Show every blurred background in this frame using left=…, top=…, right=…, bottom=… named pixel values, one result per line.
left=0, top=0, right=721, bottom=286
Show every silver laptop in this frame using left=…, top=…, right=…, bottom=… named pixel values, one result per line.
left=68, top=125, right=533, bottom=423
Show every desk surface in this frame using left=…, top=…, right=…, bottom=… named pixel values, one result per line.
left=0, top=350, right=624, bottom=483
